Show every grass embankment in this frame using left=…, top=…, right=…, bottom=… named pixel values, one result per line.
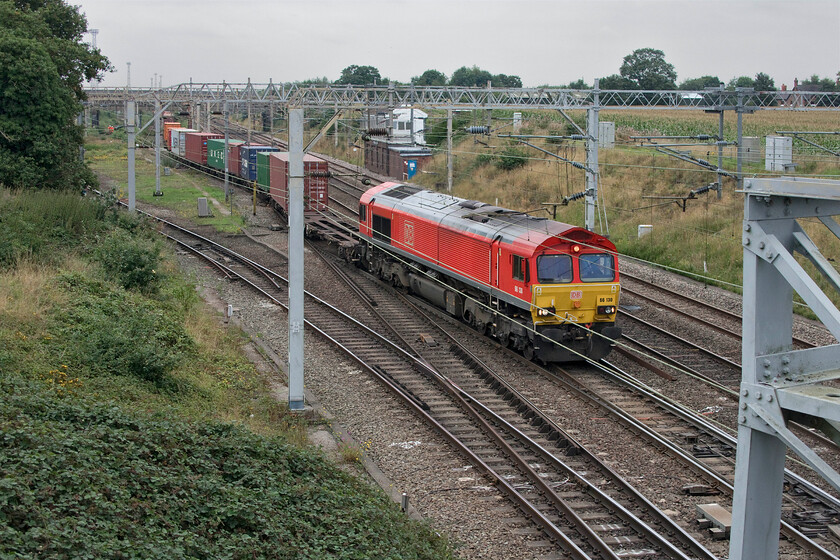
left=0, top=189, right=453, bottom=559
left=85, top=136, right=249, bottom=233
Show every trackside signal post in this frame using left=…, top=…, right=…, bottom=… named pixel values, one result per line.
left=731, top=177, right=840, bottom=559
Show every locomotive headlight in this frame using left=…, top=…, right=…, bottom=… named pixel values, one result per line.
left=536, top=306, right=556, bottom=317
left=597, top=305, right=616, bottom=315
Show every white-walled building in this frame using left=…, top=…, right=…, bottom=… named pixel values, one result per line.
left=367, top=107, right=427, bottom=145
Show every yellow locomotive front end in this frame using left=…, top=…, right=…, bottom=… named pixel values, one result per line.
left=528, top=250, right=621, bottom=361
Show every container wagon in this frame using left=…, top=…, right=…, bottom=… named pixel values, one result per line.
left=268, top=152, right=329, bottom=217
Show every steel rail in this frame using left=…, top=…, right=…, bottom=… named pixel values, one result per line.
left=620, top=271, right=817, bottom=349
left=142, top=208, right=600, bottom=557
left=619, top=311, right=742, bottom=370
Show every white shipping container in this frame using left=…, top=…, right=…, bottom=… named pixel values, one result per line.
left=169, top=128, right=193, bottom=157
left=176, top=129, right=197, bottom=157
left=171, top=128, right=195, bottom=158
left=765, top=136, right=793, bottom=171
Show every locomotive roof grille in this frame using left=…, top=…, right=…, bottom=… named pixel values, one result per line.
left=381, top=184, right=423, bottom=200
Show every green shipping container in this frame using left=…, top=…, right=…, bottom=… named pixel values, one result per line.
left=256, top=151, right=273, bottom=193
left=207, top=139, right=243, bottom=171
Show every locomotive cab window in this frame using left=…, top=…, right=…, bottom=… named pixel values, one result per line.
left=359, top=203, right=366, bottom=224
left=537, top=254, right=572, bottom=283
left=579, top=253, right=615, bottom=282
left=512, top=255, right=529, bottom=282
left=372, top=214, right=392, bottom=243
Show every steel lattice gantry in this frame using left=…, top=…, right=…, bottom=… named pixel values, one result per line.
left=732, top=177, right=840, bottom=560
left=85, top=82, right=840, bottom=111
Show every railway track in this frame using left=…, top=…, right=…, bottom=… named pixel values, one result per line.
left=559, top=360, right=840, bottom=557
left=143, top=208, right=715, bottom=559
left=617, top=310, right=742, bottom=394
left=411, top=289, right=840, bottom=559
left=620, top=270, right=819, bottom=351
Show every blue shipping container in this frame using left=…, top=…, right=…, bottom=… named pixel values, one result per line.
left=239, top=146, right=280, bottom=181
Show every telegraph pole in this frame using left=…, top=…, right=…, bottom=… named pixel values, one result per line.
left=736, top=88, right=747, bottom=189
left=247, top=78, right=252, bottom=145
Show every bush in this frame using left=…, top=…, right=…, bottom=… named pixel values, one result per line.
left=495, top=147, right=529, bottom=171
left=54, top=274, right=194, bottom=385
left=0, top=374, right=454, bottom=560
left=94, top=228, right=163, bottom=293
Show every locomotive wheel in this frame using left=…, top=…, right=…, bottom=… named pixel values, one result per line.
left=499, top=334, right=511, bottom=348
left=523, top=343, right=535, bottom=361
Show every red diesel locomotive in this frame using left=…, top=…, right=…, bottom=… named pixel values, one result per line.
left=345, top=182, right=621, bottom=362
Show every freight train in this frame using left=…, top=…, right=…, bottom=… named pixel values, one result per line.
left=163, top=124, right=328, bottom=219
left=343, top=182, right=621, bottom=362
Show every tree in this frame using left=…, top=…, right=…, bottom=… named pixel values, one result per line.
left=335, top=65, right=381, bottom=85
left=450, top=66, right=493, bottom=87
left=493, top=73, right=522, bottom=88
left=679, top=76, right=721, bottom=90
left=727, top=75, right=755, bottom=89
left=0, top=0, right=110, bottom=190
left=619, top=48, right=677, bottom=90
left=598, top=74, right=637, bottom=90
left=412, top=69, right=446, bottom=86
left=566, top=78, right=589, bottom=89
left=800, top=74, right=838, bottom=92
left=753, top=72, right=775, bottom=91
left=449, top=66, right=522, bottom=88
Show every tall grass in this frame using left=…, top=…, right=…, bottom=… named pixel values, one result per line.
left=0, top=189, right=109, bottom=268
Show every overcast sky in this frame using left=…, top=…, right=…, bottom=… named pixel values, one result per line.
left=74, top=0, right=839, bottom=90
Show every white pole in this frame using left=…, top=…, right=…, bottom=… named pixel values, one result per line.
left=288, top=108, right=305, bottom=410
left=127, top=100, right=136, bottom=212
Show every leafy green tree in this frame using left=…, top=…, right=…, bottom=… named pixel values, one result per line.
left=0, top=0, right=110, bottom=190
left=412, top=69, right=447, bottom=86
left=727, top=75, right=755, bottom=89
left=493, top=73, right=522, bottom=87
left=450, top=65, right=493, bottom=87
left=619, top=48, right=677, bottom=90
left=753, top=72, right=775, bottom=91
left=679, top=76, right=721, bottom=90
left=800, top=74, right=838, bottom=92
left=598, top=74, right=637, bottom=90
left=296, top=76, right=331, bottom=86
left=566, top=78, right=589, bottom=89
left=449, top=66, right=522, bottom=87
left=335, top=65, right=381, bottom=85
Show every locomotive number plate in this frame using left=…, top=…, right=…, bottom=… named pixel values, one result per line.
left=598, top=295, right=615, bottom=304
left=570, top=290, right=583, bottom=300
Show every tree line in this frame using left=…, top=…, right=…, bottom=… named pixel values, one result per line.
left=308, top=65, right=523, bottom=88
left=326, top=50, right=838, bottom=94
